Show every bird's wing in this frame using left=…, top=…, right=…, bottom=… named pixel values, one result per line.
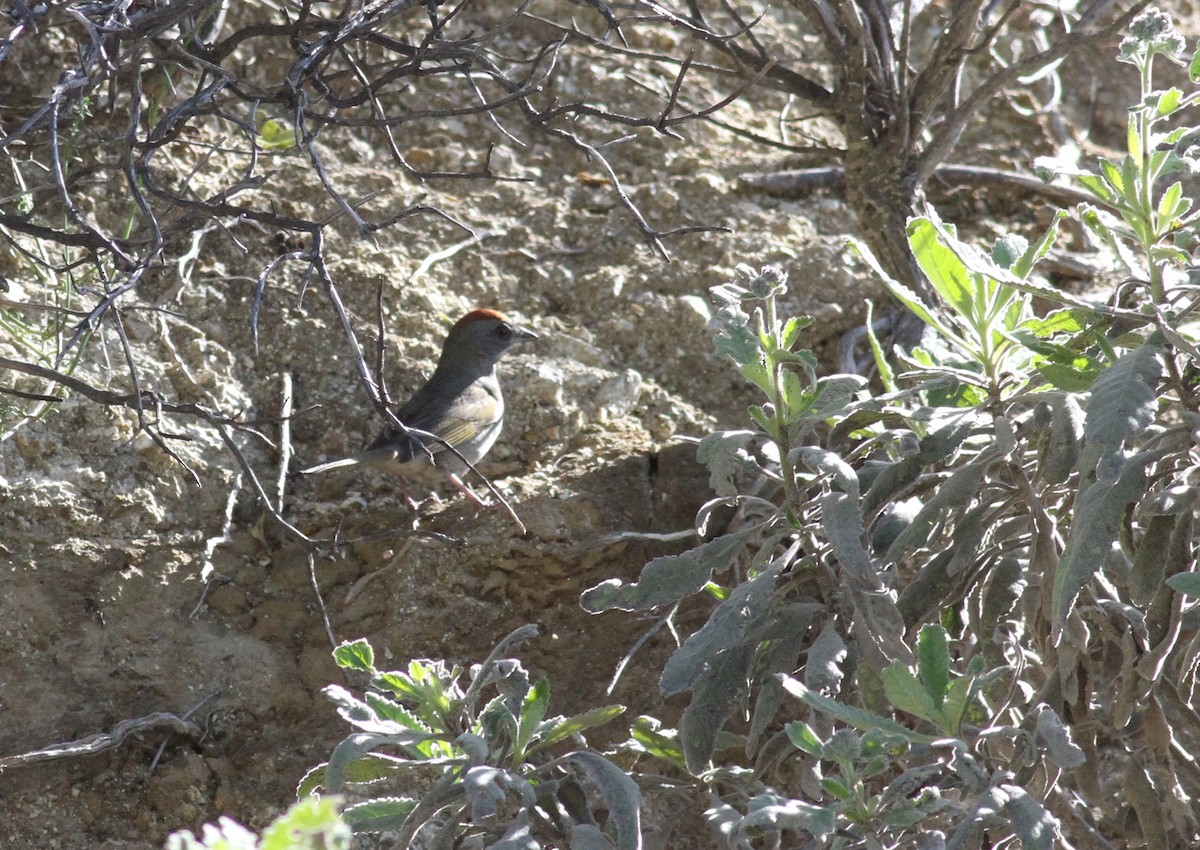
left=369, top=380, right=502, bottom=457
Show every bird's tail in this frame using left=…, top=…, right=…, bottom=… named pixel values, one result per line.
left=297, top=456, right=363, bottom=475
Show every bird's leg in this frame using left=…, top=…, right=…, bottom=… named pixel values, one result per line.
left=447, top=472, right=491, bottom=508
left=450, top=473, right=527, bottom=534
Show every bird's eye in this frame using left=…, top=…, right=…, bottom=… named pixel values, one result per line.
left=495, top=324, right=514, bottom=340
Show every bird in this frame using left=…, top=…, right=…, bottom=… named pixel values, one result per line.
left=299, top=308, right=537, bottom=506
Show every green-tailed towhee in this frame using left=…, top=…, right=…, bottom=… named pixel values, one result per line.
left=300, top=308, right=537, bottom=503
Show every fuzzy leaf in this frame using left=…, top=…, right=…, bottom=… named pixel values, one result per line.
left=560, top=751, right=642, bottom=850
left=581, top=529, right=753, bottom=612
left=465, top=766, right=517, bottom=820
left=736, top=794, right=835, bottom=843
left=1078, top=345, right=1161, bottom=475
left=325, top=731, right=435, bottom=792
left=885, top=460, right=989, bottom=563
left=660, top=555, right=787, bottom=695
left=979, top=557, right=1026, bottom=639
left=1129, top=514, right=1176, bottom=606
left=798, top=447, right=859, bottom=497
left=748, top=604, right=825, bottom=750
left=805, top=374, right=869, bottom=419
left=822, top=492, right=877, bottom=587
left=1039, top=393, right=1085, bottom=484
left=1052, top=452, right=1157, bottom=637
left=697, top=430, right=758, bottom=498
left=570, top=825, right=616, bottom=850
left=805, top=619, right=849, bottom=694
left=1035, top=707, right=1086, bottom=768
left=487, top=811, right=541, bottom=850
left=999, top=784, right=1059, bottom=850
left=1167, top=572, right=1200, bottom=597
left=680, top=643, right=756, bottom=772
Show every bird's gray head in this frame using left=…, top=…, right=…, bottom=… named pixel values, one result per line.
left=440, top=309, right=537, bottom=373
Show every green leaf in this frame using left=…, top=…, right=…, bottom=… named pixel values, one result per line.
left=1100, top=158, right=1127, bottom=196
left=785, top=722, right=824, bottom=756
left=580, top=528, right=754, bottom=613
left=1157, top=180, right=1187, bottom=223
left=1035, top=360, right=1102, bottom=392
left=514, top=678, right=550, bottom=760
left=334, top=639, right=375, bottom=673
left=1012, top=210, right=1068, bottom=279
left=848, top=238, right=969, bottom=350
left=341, top=797, right=416, bottom=834
left=749, top=404, right=779, bottom=438
left=781, top=315, right=813, bottom=350
left=781, top=368, right=812, bottom=418
left=740, top=360, right=773, bottom=395
left=864, top=300, right=898, bottom=392
left=907, top=217, right=976, bottom=318
left=1019, top=307, right=1086, bottom=337
left=1157, top=87, right=1184, bottom=116
left=779, top=675, right=939, bottom=743
left=821, top=776, right=855, bottom=801
left=531, top=704, right=625, bottom=752
left=881, top=663, right=938, bottom=723
left=364, top=693, right=429, bottom=731
left=939, top=655, right=987, bottom=735
left=258, top=117, right=300, bottom=151
left=917, top=624, right=950, bottom=708
left=260, top=797, right=351, bottom=849
left=628, top=716, right=687, bottom=768
left=1076, top=172, right=1116, bottom=203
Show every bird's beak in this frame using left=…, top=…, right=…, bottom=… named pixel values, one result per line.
left=514, top=325, right=538, bottom=342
